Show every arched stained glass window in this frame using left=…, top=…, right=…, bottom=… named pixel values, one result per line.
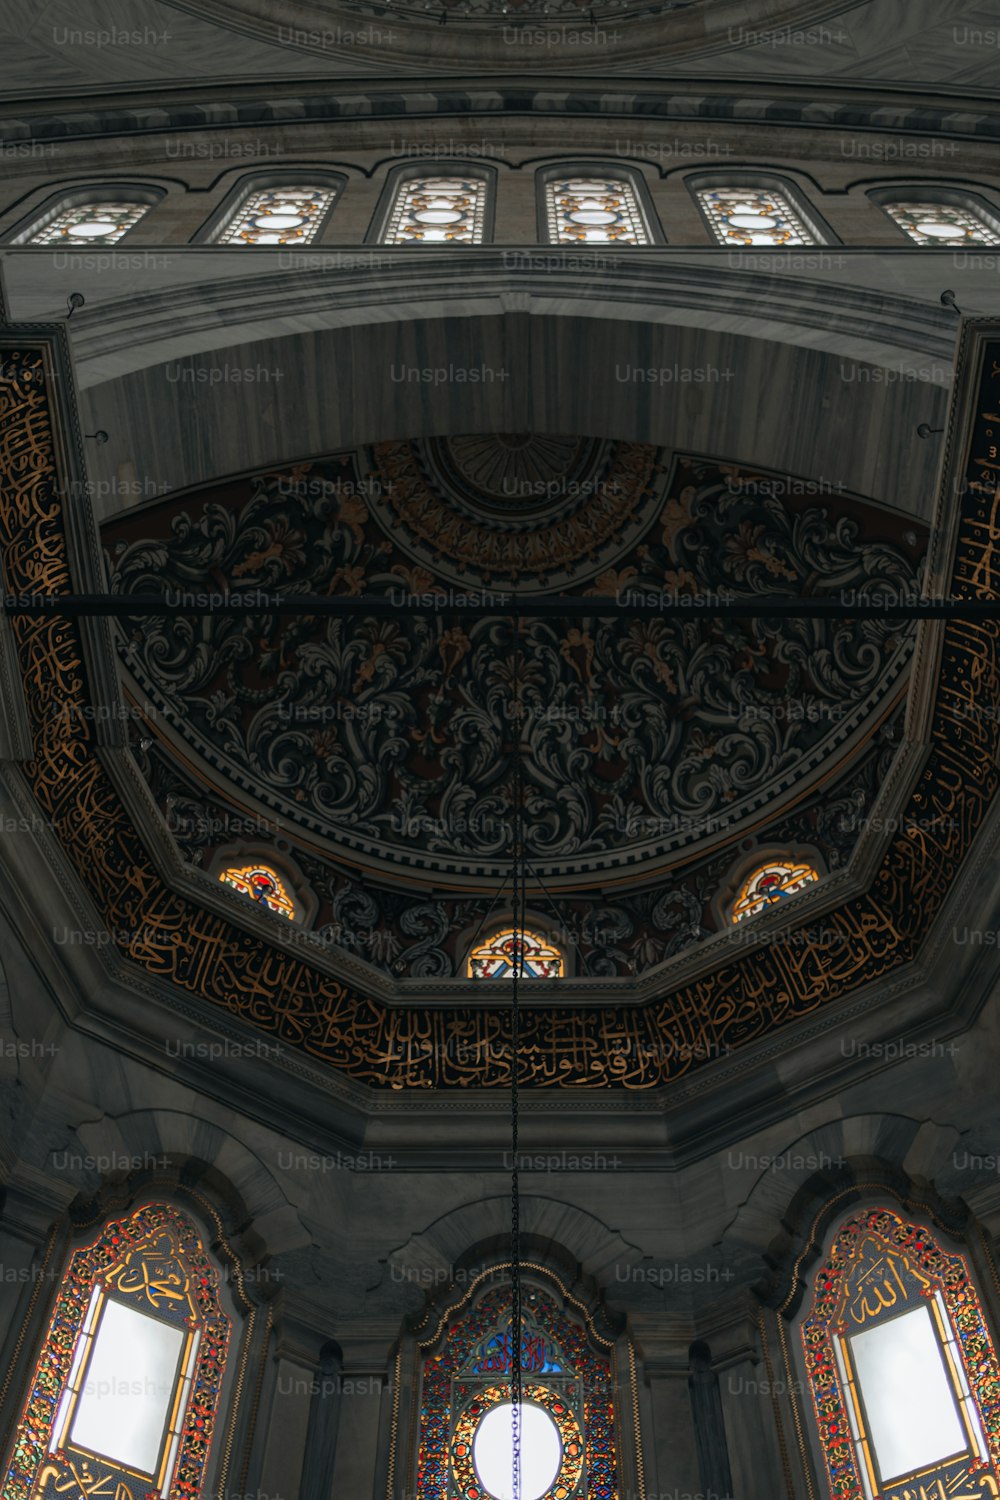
left=730, top=859, right=820, bottom=922
left=416, top=1279, right=617, bottom=1500
left=545, top=178, right=650, bottom=244
left=696, top=186, right=817, bottom=246
left=25, top=200, right=152, bottom=246
left=382, top=176, right=487, bottom=243
left=880, top=200, right=1000, bottom=247
left=801, top=1207, right=1000, bottom=1500
left=215, top=185, right=338, bottom=245
left=219, top=861, right=296, bottom=920
left=3, top=1202, right=232, bottom=1500
left=468, top=928, right=565, bottom=978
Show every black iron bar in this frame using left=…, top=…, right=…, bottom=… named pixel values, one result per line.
left=2, top=594, right=997, bottom=622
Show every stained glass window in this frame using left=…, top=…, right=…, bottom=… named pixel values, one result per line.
left=3, top=1202, right=232, bottom=1500
left=216, top=185, right=338, bottom=245
left=731, top=859, right=820, bottom=922
left=801, top=1207, right=1000, bottom=1500
left=26, top=201, right=151, bottom=246
left=468, top=928, right=565, bottom=979
left=696, top=186, right=817, bottom=246
left=416, top=1280, right=616, bottom=1500
left=382, top=177, right=487, bottom=244
left=219, top=862, right=296, bottom=920
left=881, top=200, right=1000, bottom=247
left=545, top=178, right=650, bottom=244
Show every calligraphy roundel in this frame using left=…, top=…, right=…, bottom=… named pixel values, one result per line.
left=451, top=1383, right=584, bottom=1500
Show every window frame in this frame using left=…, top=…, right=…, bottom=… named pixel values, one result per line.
left=685, top=169, right=840, bottom=248
left=792, top=1203, right=1000, bottom=1500
left=409, top=1267, right=619, bottom=1500
left=364, top=161, right=498, bottom=246
left=711, top=842, right=826, bottom=928
left=534, top=161, right=665, bottom=246
left=867, top=183, right=1000, bottom=247
left=207, top=843, right=317, bottom=927
left=459, top=910, right=573, bottom=979
left=193, top=168, right=347, bottom=246
left=8, top=183, right=165, bottom=246
left=1, top=1200, right=241, bottom=1500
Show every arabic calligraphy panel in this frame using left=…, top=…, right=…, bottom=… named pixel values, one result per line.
left=2, top=1204, right=230, bottom=1500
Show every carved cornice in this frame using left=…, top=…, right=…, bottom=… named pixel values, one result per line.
left=4, top=78, right=1000, bottom=145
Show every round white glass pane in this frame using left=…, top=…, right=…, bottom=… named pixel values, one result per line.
left=254, top=213, right=306, bottom=229
left=568, top=209, right=617, bottom=225
left=915, top=219, right=963, bottom=239
left=415, top=208, right=464, bottom=224
left=728, top=213, right=778, bottom=229
left=473, top=1402, right=562, bottom=1500
left=70, top=220, right=121, bottom=238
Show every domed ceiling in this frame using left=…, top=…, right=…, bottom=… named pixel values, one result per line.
left=102, top=438, right=924, bottom=978
left=6, top=329, right=1000, bottom=1089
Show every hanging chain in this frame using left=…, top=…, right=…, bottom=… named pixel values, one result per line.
left=510, top=613, right=524, bottom=1500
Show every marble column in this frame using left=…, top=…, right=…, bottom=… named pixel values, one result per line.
left=299, top=1341, right=345, bottom=1500
left=688, top=1342, right=735, bottom=1500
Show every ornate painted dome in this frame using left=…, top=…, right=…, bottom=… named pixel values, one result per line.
left=101, top=438, right=925, bottom=978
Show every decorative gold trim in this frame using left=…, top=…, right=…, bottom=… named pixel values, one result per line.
left=415, top=1258, right=615, bottom=1350
left=757, top=1307, right=796, bottom=1500
left=77, top=1180, right=253, bottom=1313
left=385, top=1345, right=403, bottom=1500
left=779, top=1182, right=963, bottom=1316
left=236, top=1302, right=273, bottom=1497
left=218, top=1303, right=256, bottom=1497
left=626, top=1336, right=646, bottom=1500
left=776, top=1311, right=816, bottom=1500
left=978, top=1223, right=1000, bottom=1303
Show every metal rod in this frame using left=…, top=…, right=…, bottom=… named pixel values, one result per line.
left=2, top=593, right=996, bottom=622
left=510, top=616, right=524, bottom=1500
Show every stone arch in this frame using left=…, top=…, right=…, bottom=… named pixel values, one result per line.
left=71, top=270, right=951, bottom=528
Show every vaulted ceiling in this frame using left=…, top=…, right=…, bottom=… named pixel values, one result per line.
left=1, top=321, right=998, bottom=1099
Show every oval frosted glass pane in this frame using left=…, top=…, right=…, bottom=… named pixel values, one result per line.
left=916, top=220, right=961, bottom=238
left=849, top=1305, right=966, bottom=1482
left=70, top=1299, right=184, bottom=1475
left=473, top=1402, right=562, bottom=1500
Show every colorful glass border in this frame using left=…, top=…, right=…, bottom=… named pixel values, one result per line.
left=416, top=1282, right=616, bottom=1500
left=468, top=928, right=565, bottom=979
left=450, top=1382, right=584, bottom=1500
left=731, top=860, right=820, bottom=922
left=800, top=1207, right=1000, bottom=1500
left=219, top=862, right=297, bottom=920
left=3, top=1202, right=232, bottom=1500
